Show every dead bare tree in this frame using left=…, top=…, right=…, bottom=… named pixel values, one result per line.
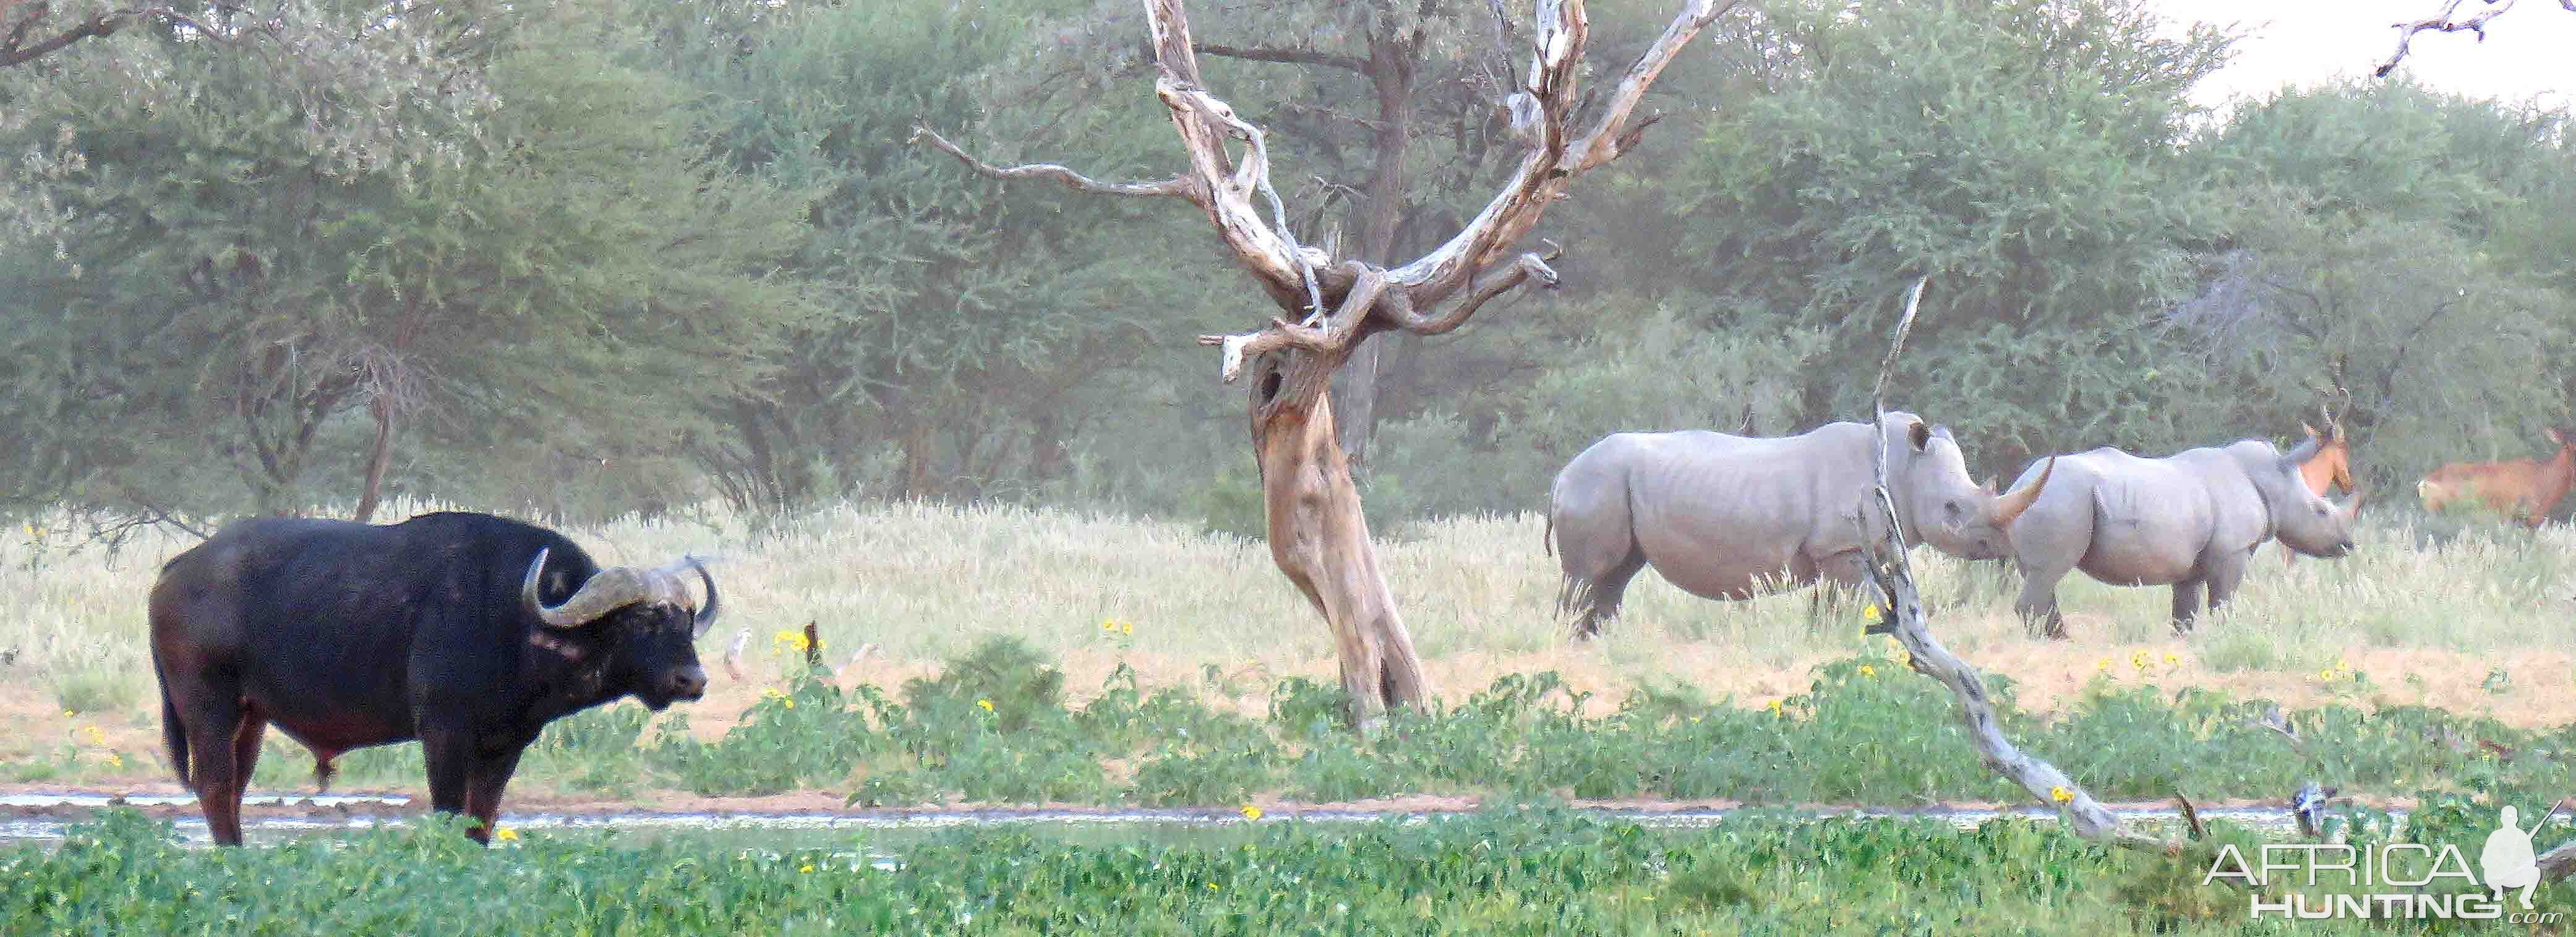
left=2375, top=0, right=2576, bottom=77
left=915, top=0, right=1737, bottom=722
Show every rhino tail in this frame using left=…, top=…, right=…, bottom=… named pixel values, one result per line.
left=1543, top=511, right=1555, bottom=558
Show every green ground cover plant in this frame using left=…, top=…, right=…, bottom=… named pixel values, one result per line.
left=7, top=800, right=2570, bottom=935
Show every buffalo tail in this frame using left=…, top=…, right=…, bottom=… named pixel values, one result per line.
left=159, top=675, right=189, bottom=788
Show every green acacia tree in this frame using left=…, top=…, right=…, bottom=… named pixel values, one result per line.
left=0, top=0, right=811, bottom=522
left=1667, top=0, right=2234, bottom=477
left=646, top=0, right=1223, bottom=508
left=2180, top=82, right=2576, bottom=488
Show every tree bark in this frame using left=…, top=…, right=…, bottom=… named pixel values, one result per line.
left=1254, top=356, right=1427, bottom=720
left=352, top=395, right=395, bottom=523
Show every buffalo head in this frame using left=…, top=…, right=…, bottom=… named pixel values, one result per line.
left=520, top=549, right=719, bottom=710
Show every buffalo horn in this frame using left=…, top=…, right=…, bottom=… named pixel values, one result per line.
left=1991, top=457, right=2055, bottom=526
left=659, top=555, right=721, bottom=637
left=522, top=547, right=658, bottom=630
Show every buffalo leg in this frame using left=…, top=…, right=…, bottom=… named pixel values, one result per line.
left=419, top=727, right=484, bottom=842
left=229, top=709, right=267, bottom=806
left=1568, top=546, right=1648, bottom=640
left=2168, top=579, right=2206, bottom=634
left=178, top=694, right=248, bottom=845
left=462, top=747, right=526, bottom=844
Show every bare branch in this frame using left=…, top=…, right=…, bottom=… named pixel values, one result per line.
left=2374, top=0, right=2574, bottom=77
left=1192, top=41, right=1367, bottom=74
left=909, top=124, right=1197, bottom=201
left=0, top=10, right=117, bottom=67
left=1197, top=263, right=1385, bottom=380
left=1379, top=246, right=1560, bottom=336
left=1564, top=0, right=1741, bottom=171
left=1856, top=278, right=2204, bottom=860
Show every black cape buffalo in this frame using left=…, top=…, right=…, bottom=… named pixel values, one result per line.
left=149, top=511, right=718, bottom=845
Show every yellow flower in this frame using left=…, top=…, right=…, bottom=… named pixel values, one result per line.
left=1858, top=665, right=1875, bottom=678
left=1688, top=716, right=1703, bottom=724
left=799, top=863, right=815, bottom=873
left=1121, top=621, right=1134, bottom=636
left=2096, top=659, right=2110, bottom=673
left=494, top=827, right=520, bottom=842
left=1207, top=882, right=1219, bottom=891
left=1100, top=620, right=1115, bottom=632
left=2050, top=786, right=2073, bottom=804
left=1768, top=699, right=1784, bottom=717
left=977, top=698, right=995, bottom=712
left=1861, top=604, right=1883, bottom=624
left=82, top=726, right=105, bottom=747
left=772, top=629, right=811, bottom=653
left=763, top=688, right=786, bottom=701
left=106, top=754, right=124, bottom=769
left=61, top=710, right=73, bottom=719
left=1240, top=805, right=1262, bottom=820
left=2130, top=651, right=2150, bottom=671
left=781, top=698, right=795, bottom=709
left=2163, top=653, right=2180, bottom=666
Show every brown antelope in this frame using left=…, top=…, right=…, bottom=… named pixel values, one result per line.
left=2420, top=429, right=2576, bottom=527
left=2281, top=421, right=2356, bottom=563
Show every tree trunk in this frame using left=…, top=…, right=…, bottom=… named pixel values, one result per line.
left=353, top=396, right=395, bottom=523
left=1331, top=340, right=1382, bottom=473
left=1332, top=27, right=1418, bottom=477
left=1253, top=355, right=1428, bottom=722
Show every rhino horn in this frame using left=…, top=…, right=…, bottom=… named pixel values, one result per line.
left=1992, top=457, right=2054, bottom=526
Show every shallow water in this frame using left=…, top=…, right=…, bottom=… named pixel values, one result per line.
left=0, top=788, right=2327, bottom=847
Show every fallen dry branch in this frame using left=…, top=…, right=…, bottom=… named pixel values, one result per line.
left=2374, top=0, right=2576, bottom=77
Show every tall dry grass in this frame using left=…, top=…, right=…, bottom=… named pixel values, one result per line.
left=4, top=500, right=2573, bottom=736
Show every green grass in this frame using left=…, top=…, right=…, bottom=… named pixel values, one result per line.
left=7, top=801, right=2570, bottom=935
left=226, top=636, right=2576, bottom=810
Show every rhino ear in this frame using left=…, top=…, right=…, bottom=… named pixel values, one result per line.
left=1907, top=420, right=1931, bottom=453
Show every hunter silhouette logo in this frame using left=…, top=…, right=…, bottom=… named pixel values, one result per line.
left=2204, top=805, right=2562, bottom=922
left=2486, top=805, right=2543, bottom=910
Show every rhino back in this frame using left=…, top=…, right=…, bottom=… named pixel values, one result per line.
left=1618, top=425, right=1876, bottom=595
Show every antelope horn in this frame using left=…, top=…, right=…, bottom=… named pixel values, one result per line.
left=1992, top=457, right=2055, bottom=526
left=2341, top=484, right=2368, bottom=521
left=521, top=547, right=657, bottom=629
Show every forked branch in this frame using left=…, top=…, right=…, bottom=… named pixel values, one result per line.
left=2374, top=0, right=2576, bottom=77
left=917, top=0, right=1736, bottom=377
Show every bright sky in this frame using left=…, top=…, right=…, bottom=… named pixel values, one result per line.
left=2151, top=0, right=2574, bottom=111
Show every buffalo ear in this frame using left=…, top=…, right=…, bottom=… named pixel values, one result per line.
left=1907, top=420, right=1931, bottom=453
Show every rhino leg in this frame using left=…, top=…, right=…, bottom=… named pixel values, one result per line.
left=1810, top=549, right=1890, bottom=635
left=1567, top=548, right=1647, bottom=640
left=2168, top=579, right=2206, bottom=634
left=2193, top=550, right=2251, bottom=628
left=2012, top=560, right=2073, bottom=641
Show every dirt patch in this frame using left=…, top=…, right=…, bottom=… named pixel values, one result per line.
left=11, top=643, right=2565, bottom=794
